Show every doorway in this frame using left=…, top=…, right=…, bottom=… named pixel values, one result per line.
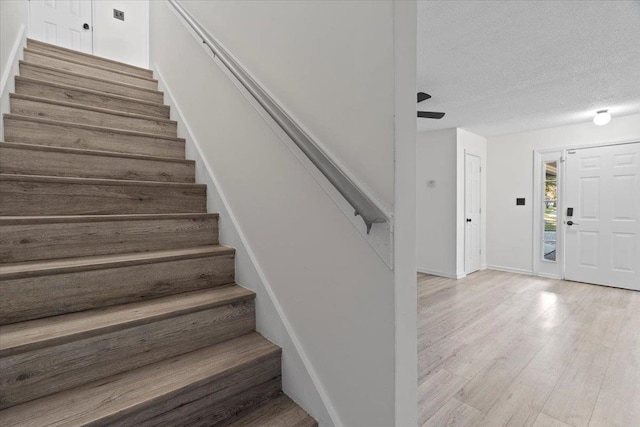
left=464, top=152, right=482, bottom=274
left=564, top=142, right=640, bottom=290
left=29, top=0, right=93, bottom=54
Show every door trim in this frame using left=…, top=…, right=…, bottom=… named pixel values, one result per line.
left=533, top=150, right=563, bottom=279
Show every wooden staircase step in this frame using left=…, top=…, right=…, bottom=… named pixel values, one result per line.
left=0, top=333, right=281, bottom=426
left=0, top=285, right=256, bottom=408
left=15, top=76, right=170, bottom=118
left=0, top=245, right=233, bottom=279
left=23, top=49, right=158, bottom=89
left=27, top=38, right=154, bottom=78
left=0, top=213, right=218, bottom=263
left=20, top=62, right=163, bottom=103
left=3, top=114, right=185, bottom=159
left=0, top=285, right=253, bottom=357
left=0, top=174, right=206, bottom=216
left=10, top=94, right=177, bottom=137
left=0, top=246, right=235, bottom=324
left=223, top=394, right=318, bottom=427
left=0, top=142, right=194, bottom=183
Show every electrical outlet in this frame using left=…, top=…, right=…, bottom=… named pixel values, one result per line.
left=114, top=9, right=124, bottom=21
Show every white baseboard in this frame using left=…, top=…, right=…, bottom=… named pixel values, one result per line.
left=485, top=264, right=533, bottom=276
left=153, top=65, right=337, bottom=427
left=536, top=272, right=561, bottom=279
left=417, top=267, right=464, bottom=279
left=0, top=23, right=27, bottom=139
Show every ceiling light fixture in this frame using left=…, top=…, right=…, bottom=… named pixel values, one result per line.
left=593, top=110, right=611, bottom=126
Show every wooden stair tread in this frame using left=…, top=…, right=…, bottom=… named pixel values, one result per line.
left=226, top=394, right=318, bottom=427
left=0, top=333, right=279, bottom=426
left=3, top=114, right=185, bottom=143
left=15, top=75, right=168, bottom=108
left=19, top=61, right=163, bottom=97
left=23, top=48, right=158, bottom=83
left=0, top=245, right=234, bottom=279
left=26, top=38, right=153, bottom=76
left=15, top=76, right=169, bottom=119
left=0, top=173, right=203, bottom=188
left=0, top=212, right=217, bottom=225
left=0, top=284, right=254, bottom=357
left=10, top=93, right=177, bottom=125
left=0, top=141, right=193, bottom=164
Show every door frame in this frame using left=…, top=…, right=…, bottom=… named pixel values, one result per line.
left=533, top=138, right=639, bottom=280
left=463, top=149, right=483, bottom=275
left=532, top=150, right=564, bottom=278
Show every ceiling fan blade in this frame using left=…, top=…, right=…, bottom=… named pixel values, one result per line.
left=417, top=92, right=432, bottom=103
left=417, top=111, right=445, bottom=119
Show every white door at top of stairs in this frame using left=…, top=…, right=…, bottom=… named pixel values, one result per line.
left=30, top=0, right=93, bottom=54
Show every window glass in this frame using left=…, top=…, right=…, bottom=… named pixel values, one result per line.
left=543, top=162, right=557, bottom=261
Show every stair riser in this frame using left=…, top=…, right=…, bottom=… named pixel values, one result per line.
left=0, top=179, right=206, bottom=216
left=139, top=376, right=281, bottom=427
left=10, top=97, right=177, bottom=137
left=23, top=51, right=157, bottom=89
left=20, top=63, right=163, bottom=103
left=3, top=116, right=185, bottom=159
left=111, top=356, right=281, bottom=426
left=0, top=254, right=235, bottom=324
left=0, top=300, right=256, bottom=409
left=0, top=217, right=218, bottom=263
left=27, top=40, right=154, bottom=78
left=0, top=146, right=194, bottom=183
left=15, top=78, right=169, bottom=118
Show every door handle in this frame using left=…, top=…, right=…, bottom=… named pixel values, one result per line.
left=83, top=23, right=90, bottom=30
left=566, top=220, right=579, bottom=226
left=466, top=218, right=472, bottom=223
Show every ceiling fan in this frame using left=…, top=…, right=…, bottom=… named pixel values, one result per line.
left=417, top=92, right=445, bottom=119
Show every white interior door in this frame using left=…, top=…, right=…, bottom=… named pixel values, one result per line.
left=564, top=143, right=640, bottom=290
left=465, top=152, right=481, bottom=274
left=30, top=0, right=93, bottom=53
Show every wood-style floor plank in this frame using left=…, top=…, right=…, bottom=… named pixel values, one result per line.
left=417, top=270, right=639, bottom=427
left=421, top=397, right=484, bottom=427
left=532, top=413, right=572, bottom=427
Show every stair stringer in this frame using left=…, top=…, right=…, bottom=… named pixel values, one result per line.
left=155, top=67, right=336, bottom=427
left=0, top=15, right=27, bottom=140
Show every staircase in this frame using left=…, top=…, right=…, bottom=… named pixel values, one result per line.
left=0, top=39, right=317, bottom=426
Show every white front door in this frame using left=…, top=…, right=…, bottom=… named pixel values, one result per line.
left=30, top=0, right=93, bottom=53
left=564, top=142, right=640, bottom=290
left=465, top=152, right=481, bottom=274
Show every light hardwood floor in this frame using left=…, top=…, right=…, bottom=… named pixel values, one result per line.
left=417, top=270, right=640, bottom=427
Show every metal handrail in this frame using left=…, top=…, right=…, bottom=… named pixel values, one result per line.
left=168, top=0, right=388, bottom=233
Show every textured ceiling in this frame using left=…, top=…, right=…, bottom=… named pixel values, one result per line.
left=417, top=0, right=640, bottom=136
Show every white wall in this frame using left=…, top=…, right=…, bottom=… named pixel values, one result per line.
left=168, top=0, right=395, bottom=212
left=393, top=2, right=418, bottom=425
left=416, top=129, right=457, bottom=277
left=456, top=128, right=487, bottom=274
left=0, top=0, right=29, bottom=139
left=92, top=0, right=148, bottom=68
left=150, top=1, right=416, bottom=426
left=416, top=128, right=487, bottom=279
left=487, top=113, right=640, bottom=274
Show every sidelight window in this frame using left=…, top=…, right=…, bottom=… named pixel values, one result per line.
left=543, top=161, right=558, bottom=262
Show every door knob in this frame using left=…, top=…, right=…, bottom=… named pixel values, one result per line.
left=83, top=23, right=90, bottom=30
left=466, top=218, right=472, bottom=223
